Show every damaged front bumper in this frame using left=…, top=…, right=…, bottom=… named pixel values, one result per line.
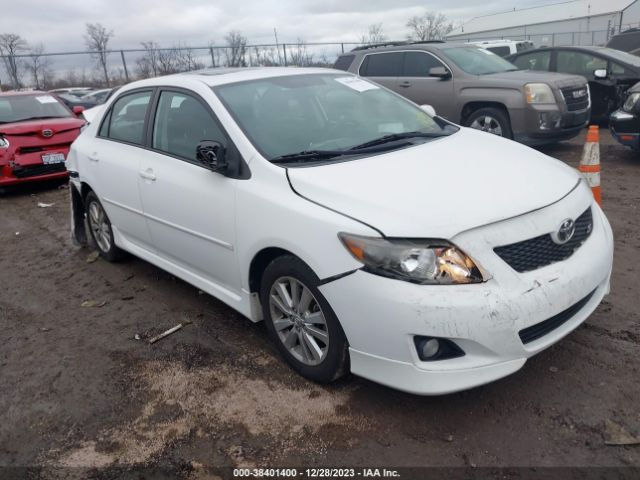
left=319, top=184, right=613, bottom=395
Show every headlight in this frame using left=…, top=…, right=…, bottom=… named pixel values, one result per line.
left=623, top=92, right=640, bottom=112
left=339, top=233, right=483, bottom=285
left=0, top=137, right=9, bottom=149
left=524, top=83, right=556, bottom=104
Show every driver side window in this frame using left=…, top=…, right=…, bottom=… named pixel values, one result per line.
left=152, top=91, right=225, bottom=162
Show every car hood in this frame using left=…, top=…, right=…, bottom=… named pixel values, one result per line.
left=0, top=117, right=85, bottom=137
left=485, top=69, right=587, bottom=88
left=287, top=128, right=580, bottom=238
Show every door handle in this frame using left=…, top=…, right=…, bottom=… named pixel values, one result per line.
left=88, top=152, right=99, bottom=162
left=399, top=81, right=411, bottom=88
left=139, top=169, right=157, bottom=181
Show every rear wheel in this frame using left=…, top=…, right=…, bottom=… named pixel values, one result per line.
left=85, top=191, right=125, bottom=262
left=260, top=255, right=349, bottom=383
left=465, top=107, right=513, bottom=139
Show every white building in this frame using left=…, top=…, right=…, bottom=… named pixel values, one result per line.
left=447, top=0, right=640, bottom=46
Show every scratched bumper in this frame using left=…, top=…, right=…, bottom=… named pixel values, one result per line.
left=319, top=181, right=613, bottom=395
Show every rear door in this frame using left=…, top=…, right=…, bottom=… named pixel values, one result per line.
left=397, top=51, right=454, bottom=118
left=87, top=89, right=154, bottom=250
left=358, top=52, right=403, bottom=91
left=136, top=88, right=241, bottom=300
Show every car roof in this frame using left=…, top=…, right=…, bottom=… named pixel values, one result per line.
left=0, top=90, right=49, bottom=97
left=349, top=42, right=477, bottom=55
left=118, top=67, right=346, bottom=90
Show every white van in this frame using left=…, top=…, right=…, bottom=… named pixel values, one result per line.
left=470, top=39, right=535, bottom=57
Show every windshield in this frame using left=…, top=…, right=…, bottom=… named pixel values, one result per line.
left=600, top=47, right=640, bottom=68
left=0, top=94, right=72, bottom=123
left=214, top=74, right=451, bottom=160
left=441, top=47, right=519, bottom=75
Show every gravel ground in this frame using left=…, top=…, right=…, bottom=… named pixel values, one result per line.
left=1, top=129, right=639, bottom=479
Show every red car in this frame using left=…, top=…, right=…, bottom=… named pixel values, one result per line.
left=0, top=91, right=85, bottom=187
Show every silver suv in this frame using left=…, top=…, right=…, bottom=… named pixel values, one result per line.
left=335, top=42, right=591, bottom=145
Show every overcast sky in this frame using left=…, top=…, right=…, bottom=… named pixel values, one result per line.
left=5, top=0, right=547, bottom=51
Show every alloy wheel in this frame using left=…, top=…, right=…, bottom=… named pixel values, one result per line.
left=88, top=200, right=112, bottom=253
left=268, top=276, right=329, bottom=366
left=470, top=115, right=504, bottom=136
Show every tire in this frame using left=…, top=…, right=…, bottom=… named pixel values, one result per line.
left=85, top=191, right=125, bottom=262
left=260, top=255, right=349, bottom=383
left=464, top=107, right=513, bottom=139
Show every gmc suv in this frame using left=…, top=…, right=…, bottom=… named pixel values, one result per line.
left=335, top=42, right=591, bottom=145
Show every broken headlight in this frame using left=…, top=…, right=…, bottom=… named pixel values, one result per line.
left=339, top=233, right=483, bottom=285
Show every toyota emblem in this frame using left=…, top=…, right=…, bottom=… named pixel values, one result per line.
left=551, top=218, right=576, bottom=245
left=42, top=129, right=54, bottom=138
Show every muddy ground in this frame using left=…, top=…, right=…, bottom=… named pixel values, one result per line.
left=1, top=129, right=639, bottom=479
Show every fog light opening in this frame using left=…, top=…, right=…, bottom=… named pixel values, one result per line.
left=414, top=336, right=465, bottom=362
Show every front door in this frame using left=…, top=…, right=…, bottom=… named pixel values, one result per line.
left=137, top=89, right=240, bottom=301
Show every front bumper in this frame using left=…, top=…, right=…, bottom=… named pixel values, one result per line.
left=514, top=104, right=589, bottom=146
left=319, top=185, right=613, bottom=395
left=610, top=109, right=640, bottom=151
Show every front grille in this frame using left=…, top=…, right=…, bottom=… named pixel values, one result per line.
left=12, top=163, right=67, bottom=178
left=561, top=86, right=590, bottom=112
left=19, top=146, right=45, bottom=154
left=519, top=289, right=597, bottom=344
left=494, top=207, right=593, bottom=273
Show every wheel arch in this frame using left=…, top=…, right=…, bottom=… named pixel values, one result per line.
left=460, top=101, right=511, bottom=124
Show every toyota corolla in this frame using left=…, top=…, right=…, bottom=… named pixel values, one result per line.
left=67, top=68, right=614, bottom=395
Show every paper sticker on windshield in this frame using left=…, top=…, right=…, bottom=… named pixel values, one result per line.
left=35, top=95, right=59, bottom=104
left=335, top=77, right=379, bottom=92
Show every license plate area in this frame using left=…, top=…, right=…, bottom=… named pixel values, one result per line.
left=42, top=153, right=65, bottom=165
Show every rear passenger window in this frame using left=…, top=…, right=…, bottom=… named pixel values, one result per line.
left=512, top=51, right=551, bottom=71
left=105, top=91, right=152, bottom=145
left=152, top=91, right=225, bottom=162
left=402, top=52, right=445, bottom=76
left=360, top=52, right=403, bottom=77
left=334, top=55, right=355, bottom=71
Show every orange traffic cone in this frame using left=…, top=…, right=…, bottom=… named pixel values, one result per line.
left=579, top=125, right=601, bottom=205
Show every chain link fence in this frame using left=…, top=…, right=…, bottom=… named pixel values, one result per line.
left=2, top=24, right=638, bottom=91
left=0, top=42, right=362, bottom=90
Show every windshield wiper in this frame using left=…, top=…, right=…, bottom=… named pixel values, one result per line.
left=15, top=116, right=67, bottom=122
left=347, top=130, right=451, bottom=151
left=271, top=149, right=354, bottom=164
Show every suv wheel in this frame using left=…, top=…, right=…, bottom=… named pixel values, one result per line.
left=465, top=107, right=513, bottom=139
left=85, top=191, right=125, bottom=262
left=260, top=255, right=349, bottom=383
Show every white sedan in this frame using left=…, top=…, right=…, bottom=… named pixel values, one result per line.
left=67, top=67, right=614, bottom=395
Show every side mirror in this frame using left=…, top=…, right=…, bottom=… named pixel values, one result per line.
left=429, top=66, right=451, bottom=79
left=72, top=105, right=85, bottom=115
left=594, top=69, right=608, bottom=79
left=196, top=140, right=228, bottom=173
left=420, top=104, right=436, bottom=116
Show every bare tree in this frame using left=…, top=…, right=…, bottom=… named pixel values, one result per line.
left=288, top=39, right=316, bottom=67
left=224, top=31, right=247, bottom=67
left=84, top=23, right=114, bottom=86
left=359, top=24, right=387, bottom=46
left=0, top=33, right=28, bottom=88
left=25, top=42, right=51, bottom=89
left=406, top=12, right=453, bottom=41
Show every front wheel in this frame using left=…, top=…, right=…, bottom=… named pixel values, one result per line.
left=260, top=255, right=349, bottom=383
left=464, top=107, right=513, bottom=139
